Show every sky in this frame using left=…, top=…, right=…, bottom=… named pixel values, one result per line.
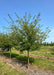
left=0, top=0, right=54, bottom=43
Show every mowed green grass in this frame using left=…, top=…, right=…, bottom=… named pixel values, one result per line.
left=34, top=46, right=54, bottom=53
left=0, top=60, right=25, bottom=75
left=12, top=46, right=54, bottom=58
left=12, top=46, right=54, bottom=53
left=30, top=46, right=54, bottom=58
left=30, top=52, right=54, bottom=58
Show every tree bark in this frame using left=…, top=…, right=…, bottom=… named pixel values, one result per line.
left=9, top=49, right=11, bottom=60
left=27, top=50, right=29, bottom=69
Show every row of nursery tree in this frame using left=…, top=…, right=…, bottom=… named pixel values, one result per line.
left=0, top=12, right=50, bottom=68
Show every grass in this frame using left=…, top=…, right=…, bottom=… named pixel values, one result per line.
left=0, top=46, right=54, bottom=71
left=31, top=52, right=54, bottom=58
left=0, top=60, right=25, bottom=75
left=12, top=46, right=54, bottom=58
left=1, top=51, right=54, bottom=71
left=30, top=46, right=54, bottom=58
left=37, top=46, right=54, bottom=53
left=34, top=58, right=54, bottom=71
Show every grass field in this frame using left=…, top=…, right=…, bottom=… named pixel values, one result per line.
left=0, top=60, right=25, bottom=75
left=12, top=46, right=54, bottom=58
left=0, top=46, right=54, bottom=71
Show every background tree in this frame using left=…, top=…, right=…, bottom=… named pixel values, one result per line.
left=0, top=33, right=13, bottom=59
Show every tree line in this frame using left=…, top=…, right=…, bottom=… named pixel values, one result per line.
left=42, top=42, right=54, bottom=46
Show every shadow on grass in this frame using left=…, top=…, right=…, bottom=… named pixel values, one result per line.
left=3, top=52, right=34, bottom=64
left=0, top=51, right=54, bottom=71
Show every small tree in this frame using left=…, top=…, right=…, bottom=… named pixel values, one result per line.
left=4, top=12, right=50, bottom=68
left=0, top=33, right=13, bottom=59
left=15, top=12, right=50, bottom=68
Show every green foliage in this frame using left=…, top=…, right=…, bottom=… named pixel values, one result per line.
left=2, top=12, right=50, bottom=51
left=15, top=12, right=50, bottom=51
left=0, top=33, right=13, bottom=50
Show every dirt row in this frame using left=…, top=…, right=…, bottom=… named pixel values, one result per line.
left=32, top=51, right=54, bottom=55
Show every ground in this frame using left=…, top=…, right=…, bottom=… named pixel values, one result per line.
left=0, top=57, right=25, bottom=75
left=0, top=55, right=54, bottom=75
left=0, top=46, right=54, bottom=75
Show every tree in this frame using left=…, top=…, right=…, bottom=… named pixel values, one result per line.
left=0, top=33, right=13, bottom=59
left=5, top=12, right=50, bottom=69
left=15, top=12, right=50, bottom=68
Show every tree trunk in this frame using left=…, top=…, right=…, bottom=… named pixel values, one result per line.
left=27, top=50, right=29, bottom=69
left=2, top=51, right=4, bottom=62
left=9, top=49, right=11, bottom=60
